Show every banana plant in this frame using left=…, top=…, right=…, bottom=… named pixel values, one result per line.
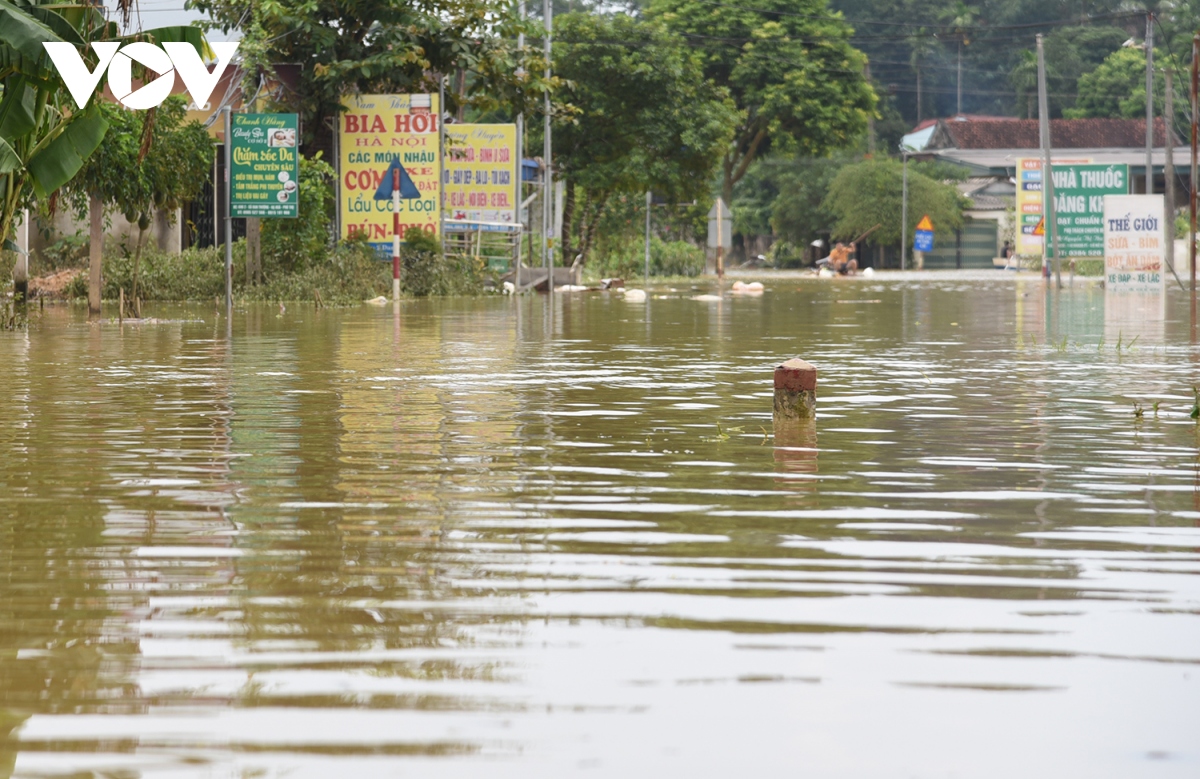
left=0, top=0, right=205, bottom=304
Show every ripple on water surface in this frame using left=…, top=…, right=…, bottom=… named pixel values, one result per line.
left=0, top=282, right=1197, bottom=777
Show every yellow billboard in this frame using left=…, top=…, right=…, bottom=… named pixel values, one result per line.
left=443, top=123, right=518, bottom=229
left=339, top=94, right=441, bottom=251
left=1015, top=156, right=1090, bottom=256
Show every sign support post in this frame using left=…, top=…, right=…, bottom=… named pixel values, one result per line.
left=644, top=190, right=651, bottom=288
left=901, top=151, right=909, bottom=270
left=392, top=169, right=401, bottom=303
left=223, top=106, right=232, bottom=311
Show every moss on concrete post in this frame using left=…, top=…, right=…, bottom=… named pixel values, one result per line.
left=773, top=358, right=817, bottom=421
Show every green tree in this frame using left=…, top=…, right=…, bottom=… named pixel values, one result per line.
left=191, top=0, right=553, bottom=158
left=1010, top=27, right=1129, bottom=118
left=821, top=157, right=965, bottom=249
left=0, top=1, right=205, bottom=312
left=550, top=12, right=737, bottom=264
left=1065, top=46, right=1168, bottom=120
left=63, top=96, right=213, bottom=313
left=649, top=0, right=876, bottom=204
left=261, top=153, right=336, bottom=275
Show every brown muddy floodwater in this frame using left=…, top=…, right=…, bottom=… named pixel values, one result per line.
left=1, top=275, right=1198, bottom=778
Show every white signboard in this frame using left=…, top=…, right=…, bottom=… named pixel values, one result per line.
left=1103, top=194, right=1165, bottom=293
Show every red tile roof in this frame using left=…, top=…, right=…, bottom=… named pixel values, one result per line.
left=930, top=118, right=1168, bottom=150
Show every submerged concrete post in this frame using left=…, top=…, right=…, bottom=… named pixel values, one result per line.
left=774, top=358, right=817, bottom=421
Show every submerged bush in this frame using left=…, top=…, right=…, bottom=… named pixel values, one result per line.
left=401, top=228, right=484, bottom=296
left=261, top=154, right=337, bottom=274
left=84, top=239, right=392, bottom=305
left=592, top=237, right=705, bottom=278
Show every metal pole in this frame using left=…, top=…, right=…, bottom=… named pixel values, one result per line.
left=1037, top=34, right=1060, bottom=286
left=716, top=198, right=724, bottom=280
left=392, top=168, right=401, bottom=302
left=1192, top=34, right=1198, bottom=312
left=543, top=0, right=553, bottom=296
left=1146, top=14, right=1155, bottom=196
left=438, top=77, right=446, bottom=257
left=644, top=190, right=651, bottom=287
left=1166, top=67, right=1176, bottom=278
left=515, top=0, right=525, bottom=286
left=223, top=106, right=232, bottom=310
left=901, top=151, right=908, bottom=270
left=333, top=117, right=341, bottom=242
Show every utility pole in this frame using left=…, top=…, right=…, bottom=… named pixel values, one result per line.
left=543, top=0, right=553, bottom=297
left=957, top=40, right=963, bottom=116
left=1166, top=67, right=1176, bottom=278
left=1146, top=13, right=1155, bottom=195
left=1037, top=34, right=1060, bottom=287
left=901, top=150, right=909, bottom=270
left=866, top=60, right=876, bottom=155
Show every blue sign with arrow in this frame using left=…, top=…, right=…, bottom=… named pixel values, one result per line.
left=373, top=156, right=421, bottom=200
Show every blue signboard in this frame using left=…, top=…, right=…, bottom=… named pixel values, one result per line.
left=914, top=229, right=934, bottom=253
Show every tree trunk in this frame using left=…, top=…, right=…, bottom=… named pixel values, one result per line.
left=132, top=224, right=146, bottom=318
left=455, top=69, right=466, bottom=122
left=88, top=192, right=102, bottom=319
left=721, top=155, right=735, bottom=211
left=246, top=217, right=261, bottom=284
left=560, top=180, right=575, bottom=267
left=577, top=191, right=610, bottom=265
left=12, top=217, right=27, bottom=306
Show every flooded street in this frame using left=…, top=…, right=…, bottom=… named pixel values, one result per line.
left=1, top=276, right=1198, bottom=777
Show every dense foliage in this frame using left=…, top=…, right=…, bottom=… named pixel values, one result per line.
left=190, top=0, right=555, bottom=157
left=649, top=0, right=876, bottom=203
left=822, top=158, right=966, bottom=247
left=549, top=12, right=736, bottom=264
left=64, top=97, right=213, bottom=225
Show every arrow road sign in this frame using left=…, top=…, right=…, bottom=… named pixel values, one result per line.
left=373, top=157, right=421, bottom=200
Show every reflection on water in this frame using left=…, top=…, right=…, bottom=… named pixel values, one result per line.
left=1, top=280, right=1198, bottom=777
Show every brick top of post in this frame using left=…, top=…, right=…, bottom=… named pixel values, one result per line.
left=774, top=358, right=817, bottom=393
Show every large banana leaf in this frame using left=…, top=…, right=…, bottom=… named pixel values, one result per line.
left=0, top=136, right=19, bottom=174
left=21, top=4, right=85, bottom=46
left=0, top=0, right=64, bottom=65
left=27, top=104, right=107, bottom=197
left=0, top=76, right=37, bottom=141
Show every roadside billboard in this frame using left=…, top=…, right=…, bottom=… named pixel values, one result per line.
left=443, top=123, right=518, bottom=229
left=339, top=94, right=441, bottom=252
left=1015, top=157, right=1089, bottom=255
left=1049, top=164, right=1128, bottom=257
left=1103, top=194, right=1165, bottom=293
left=230, top=113, right=299, bottom=218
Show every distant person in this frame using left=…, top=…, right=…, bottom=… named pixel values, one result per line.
left=1001, top=240, right=1014, bottom=269
left=830, top=241, right=858, bottom=275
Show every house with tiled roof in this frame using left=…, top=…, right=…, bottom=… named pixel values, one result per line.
left=906, top=116, right=1188, bottom=269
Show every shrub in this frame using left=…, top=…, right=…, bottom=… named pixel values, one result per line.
left=36, top=232, right=89, bottom=273
left=592, top=237, right=704, bottom=278
left=401, top=228, right=484, bottom=296
left=261, top=154, right=337, bottom=274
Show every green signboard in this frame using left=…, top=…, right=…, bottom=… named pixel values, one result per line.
left=1048, top=163, right=1127, bottom=257
left=230, top=113, right=299, bottom=218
